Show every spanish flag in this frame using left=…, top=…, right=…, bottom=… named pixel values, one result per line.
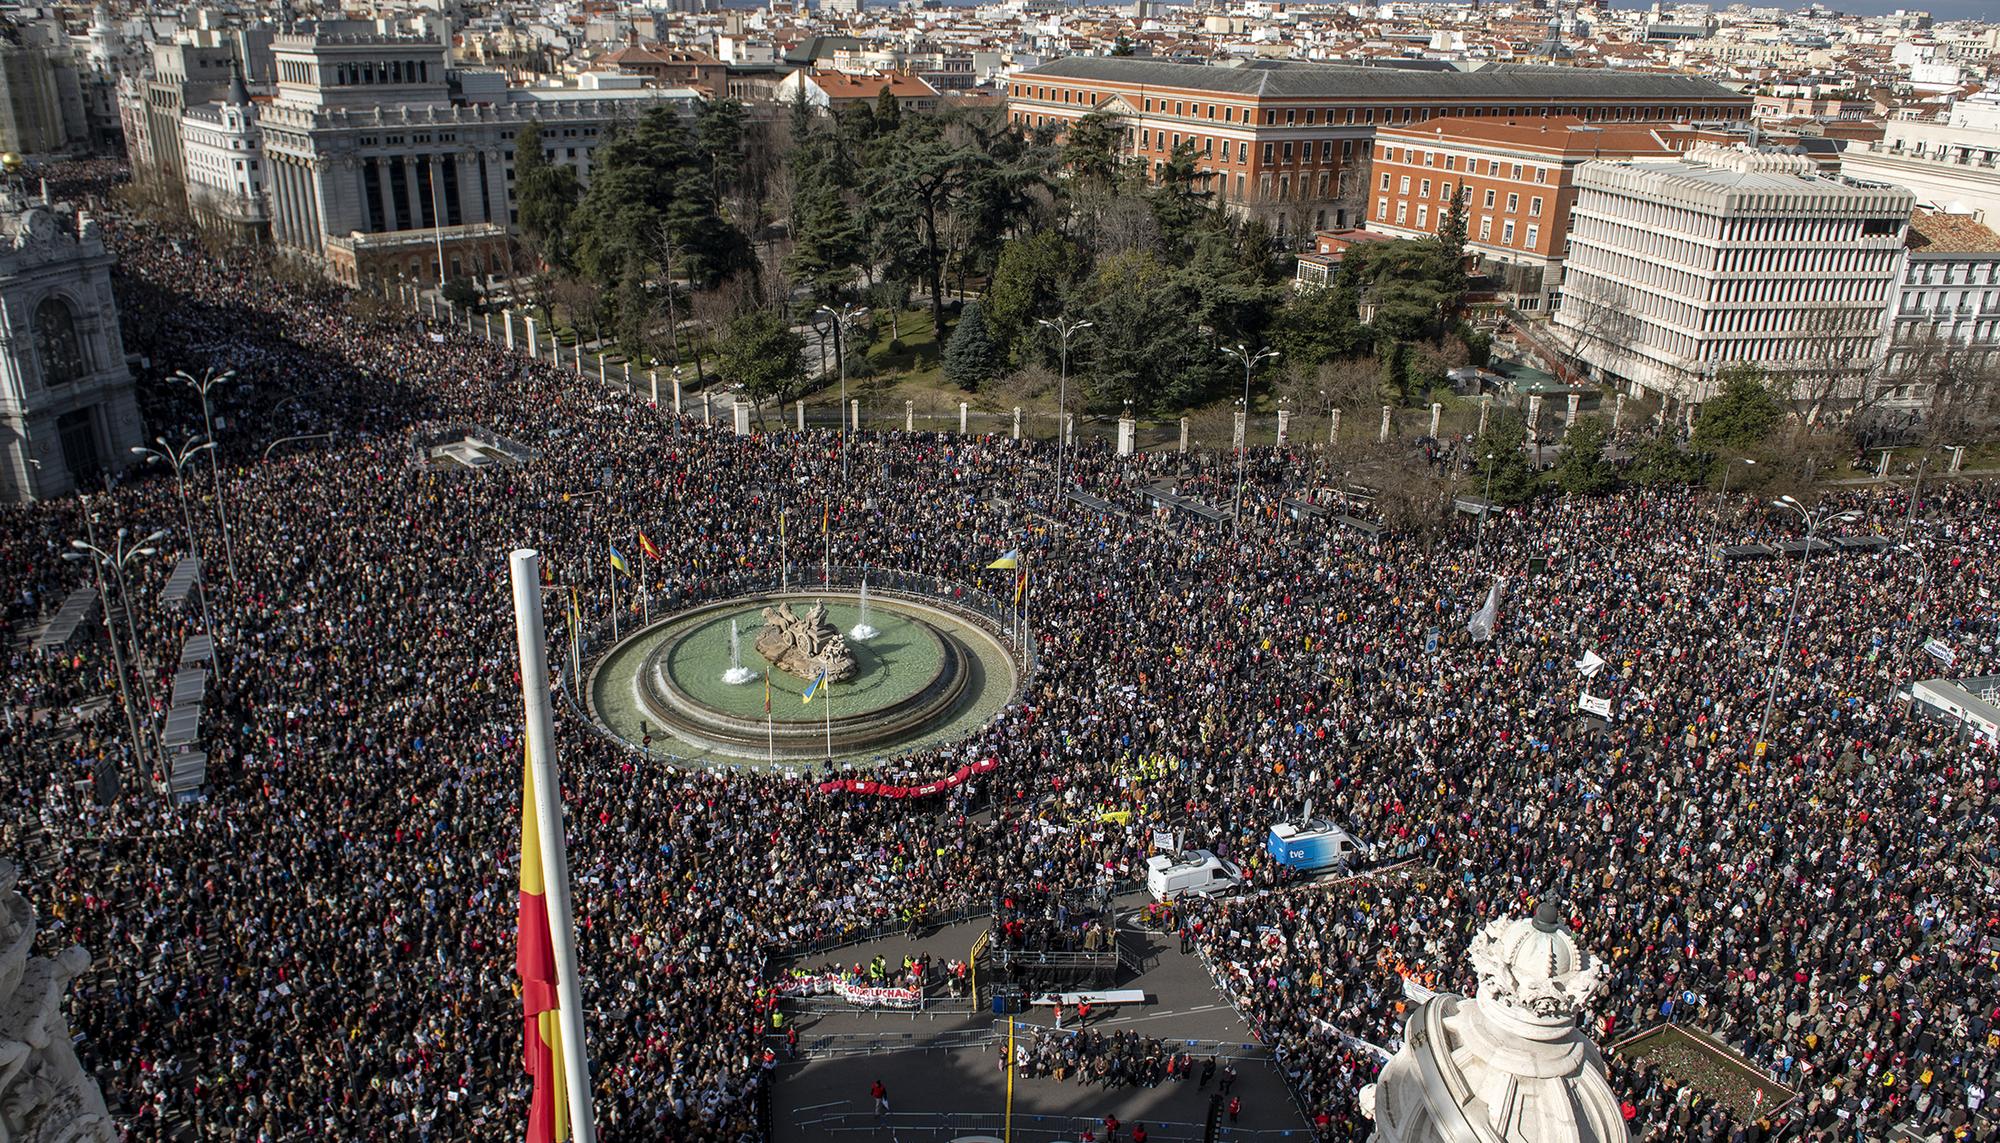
left=638, top=532, right=661, bottom=561
left=988, top=549, right=1020, bottom=570
left=1015, top=567, right=1027, bottom=605
left=518, top=745, right=570, bottom=1143
left=764, top=669, right=772, bottom=714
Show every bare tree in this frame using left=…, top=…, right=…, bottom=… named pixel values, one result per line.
left=1553, top=278, right=1640, bottom=387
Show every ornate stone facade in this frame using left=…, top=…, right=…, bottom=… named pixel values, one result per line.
left=0, top=858, right=117, bottom=1143
left=1362, top=900, right=1626, bottom=1143
left=0, top=189, right=144, bottom=503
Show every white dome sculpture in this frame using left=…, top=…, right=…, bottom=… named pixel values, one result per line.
left=1362, top=899, right=1627, bottom=1143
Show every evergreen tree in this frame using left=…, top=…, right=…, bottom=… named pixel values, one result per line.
left=874, top=86, right=903, bottom=135
left=985, top=230, right=1085, bottom=360
left=942, top=300, right=1002, bottom=390
left=719, top=309, right=806, bottom=406
left=512, top=120, right=580, bottom=268
left=1551, top=414, right=1618, bottom=495
left=1471, top=410, right=1540, bottom=505
left=867, top=117, right=971, bottom=340
left=1693, top=365, right=1787, bottom=452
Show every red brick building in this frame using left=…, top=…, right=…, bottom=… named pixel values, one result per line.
left=1006, top=58, right=1748, bottom=240
left=1368, top=116, right=1702, bottom=308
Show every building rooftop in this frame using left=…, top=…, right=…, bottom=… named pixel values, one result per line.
left=808, top=69, right=938, bottom=99
left=1907, top=210, right=2000, bottom=254
left=1016, top=57, right=1742, bottom=102
left=1379, top=114, right=1689, bottom=157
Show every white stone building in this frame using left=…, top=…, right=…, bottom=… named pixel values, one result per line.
left=1362, top=900, right=1624, bottom=1143
left=1555, top=145, right=1914, bottom=408
left=1876, top=211, right=2000, bottom=413
left=0, top=857, right=117, bottom=1142
left=179, top=61, right=268, bottom=243
left=1838, top=117, right=2000, bottom=227
left=0, top=191, right=142, bottom=503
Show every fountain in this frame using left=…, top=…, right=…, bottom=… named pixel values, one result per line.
left=848, top=580, right=880, bottom=642
left=721, top=618, right=756, bottom=685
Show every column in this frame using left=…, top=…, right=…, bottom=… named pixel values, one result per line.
left=300, top=161, right=324, bottom=250
left=1877, top=451, right=1892, bottom=478
left=404, top=155, right=425, bottom=235
left=672, top=374, right=682, bottom=414
left=375, top=158, right=399, bottom=233
left=1379, top=405, right=1391, bottom=443
left=524, top=316, right=539, bottom=356
left=1527, top=395, right=1544, bottom=446
left=1611, top=392, right=1625, bottom=432
left=1329, top=409, right=1340, bottom=444
left=504, top=310, right=516, bottom=349
left=623, top=362, right=631, bottom=390
left=796, top=400, right=805, bottom=431
left=1428, top=402, right=1441, bottom=438
left=597, top=353, right=607, bottom=386
left=959, top=402, right=968, bottom=435
left=1179, top=417, right=1190, bottom=453
left=1565, top=393, right=1581, bottom=427
left=849, top=399, right=860, bottom=432
left=1232, top=409, right=1245, bottom=451
left=1117, top=412, right=1135, bottom=457
left=649, top=370, right=658, bottom=406
left=1950, top=445, right=1966, bottom=474
left=1478, top=395, right=1492, bottom=435
left=483, top=312, right=492, bottom=341
left=1276, top=409, right=1291, bottom=448
left=273, top=160, right=298, bottom=247
left=904, top=400, right=914, bottom=433
left=1064, top=413, right=1075, bottom=448
left=702, top=391, right=713, bottom=426
left=1012, top=407, right=1022, bottom=440
left=733, top=398, right=752, bottom=436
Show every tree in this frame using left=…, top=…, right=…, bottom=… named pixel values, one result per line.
left=1435, top=189, right=1468, bottom=270
left=1060, top=109, right=1127, bottom=193
left=874, top=86, right=903, bottom=136
left=1693, top=365, right=1787, bottom=452
left=694, top=98, right=746, bottom=204
left=1077, top=250, right=1226, bottom=413
left=513, top=120, right=580, bottom=269
left=569, top=107, right=750, bottom=293
left=943, top=301, right=1003, bottom=391
left=1148, top=142, right=1214, bottom=257
left=985, top=230, right=1084, bottom=360
left=1111, top=35, right=1136, bottom=56
left=719, top=310, right=805, bottom=408
left=868, top=117, right=971, bottom=340
left=1470, top=410, right=1539, bottom=505
left=1550, top=414, right=1618, bottom=495
left=1625, top=434, right=1705, bottom=487
left=1272, top=283, right=1367, bottom=373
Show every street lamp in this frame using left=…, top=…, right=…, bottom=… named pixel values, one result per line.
left=1219, top=343, right=1279, bottom=531
left=1704, top=457, right=1756, bottom=555
left=1479, top=451, right=1496, bottom=545
left=1892, top=541, right=1934, bottom=656
left=1902, top=443, right=1957, bottom=541
left=132, top=435, right=219, bottom=645
left=1036, top=317, right=1092, bottom=495
left=816, top=304, right=865, bottom=486
left=65, top=523, right=167, bottom=799
left=173, top=368, right=240, bottom=588
left=1757, top=496, right=1861, bottom=750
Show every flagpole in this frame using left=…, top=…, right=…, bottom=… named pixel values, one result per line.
left=825, top=675, right=833, bottom=760
left=509, top=549, right=599, bottom=1143
left=608, top=540, right=619, bottom=642
left=780, top=508, right=788, bottom=595
left=641, top=547, right=650, bottom=626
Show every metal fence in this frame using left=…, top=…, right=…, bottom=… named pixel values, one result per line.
left=789, top=1107, right=1315, bottom=1142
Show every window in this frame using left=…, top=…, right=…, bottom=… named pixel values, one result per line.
left=1479, top=218, right=1492, bottom=241
left=1506, top=193, right=1519, bottom=213
left=1417, top=204, right=1429, bottom=228
left=1441, top=182, right=1452, bottom=200
left=1420, top=179, right=1431, bottom=198
left=1285, top=109, right=1295, bottom=124
left=1511, top=164, right=1522, bottom=179
left=1377, top=196, right=1388, bottom=219
left=1396, top=202, right=1408, bottom=223
left=1484, top=189, right=1496, bottom=208
left=1502, top=221, right=1515, bottom=244
left=1529, top=196, right=1543, bottom=217
left=1262, top=143, right=1274, bottom=163
left=1238, top=141, right=1247, bottom=162
left=33, top=298, right=85, bottom=386
left=1399, top=176, right=1411, bottom=193
left=1282, top=141, right=1293, bottom=162
left=1525, top=224, right=1540, bottom=248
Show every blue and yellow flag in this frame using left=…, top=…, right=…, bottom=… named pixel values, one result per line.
left=802, top=667, right=827, bottom=704
left=608, top=544, right=630, bottom=577
left=987, top=549, right=1020, bottom=570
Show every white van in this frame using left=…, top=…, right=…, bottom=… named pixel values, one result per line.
left=1145, top=849, right=1244, bottom=902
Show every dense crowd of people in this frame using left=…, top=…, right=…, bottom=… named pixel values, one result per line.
left=1, top=165, right=1997, bottom=1143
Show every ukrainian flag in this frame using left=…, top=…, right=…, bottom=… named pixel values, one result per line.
left=608, top=545, right=630, bottom=577
left=987, top=549, right=1020, bottom=570
left=802, top=667, right=827, bottom=704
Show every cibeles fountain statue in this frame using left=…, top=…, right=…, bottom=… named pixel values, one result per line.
left=755, top=601, right=858, bottom=683
left=0, top=858, right=117, bottom=1143
left=1361, top=899, right=1624, bottom=1143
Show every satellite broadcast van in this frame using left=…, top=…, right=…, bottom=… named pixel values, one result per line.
left=1267, top=818, right=1366, bottom=875
left=1145, top=850, right=1244, bottom=901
